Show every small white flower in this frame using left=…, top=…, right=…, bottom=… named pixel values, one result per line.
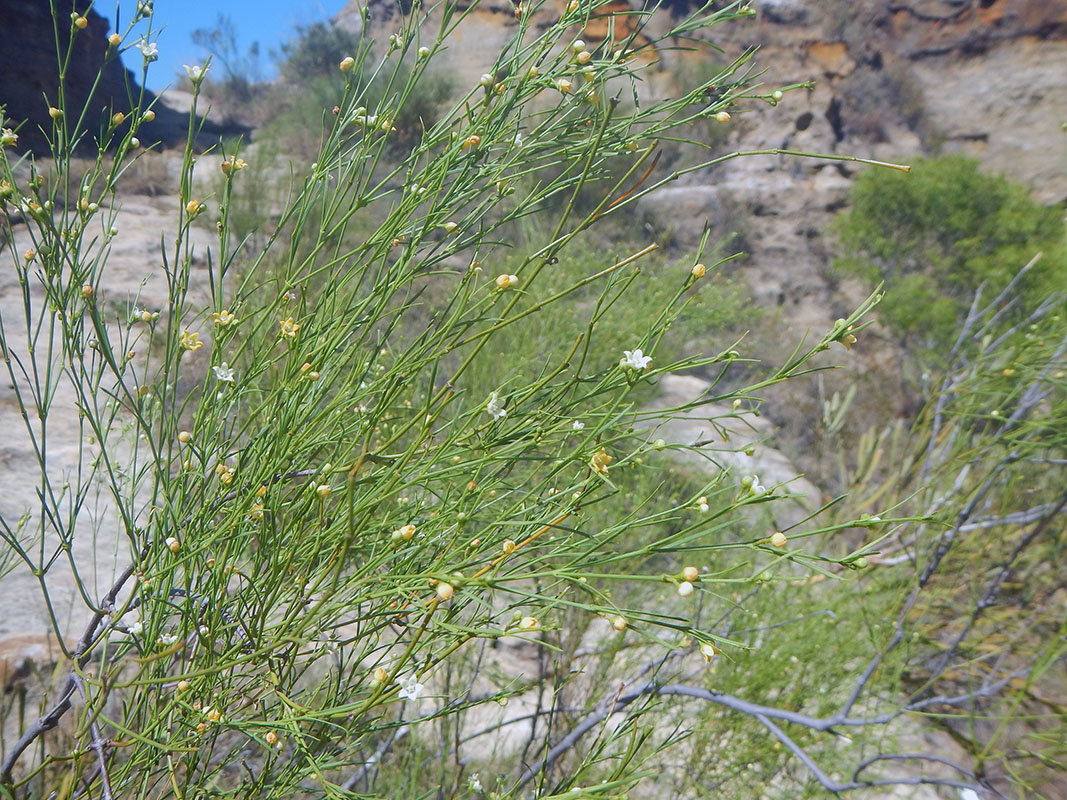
left=135, top=39, right=158, bottom=61
left=486, top=392, right=507, bottom=420
left=571, top=420, right=585, bottom=430
left=184, top=63, right=209, bottom=82
left=622, top=348, right=652, bottom=370
left=159, top=633, right=178, bottom=646
left=749, top=476, right=766, bottom=496
left=513, top=132, right=524, bottom=147
left=212, top=363, right=235, bottom=383
left=396, top=674, right=424, bottom=702
left=468, top=773, right=484, bottom=793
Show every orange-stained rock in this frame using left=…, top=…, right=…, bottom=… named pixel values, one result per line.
left=804, top=41, right=854, bottom=76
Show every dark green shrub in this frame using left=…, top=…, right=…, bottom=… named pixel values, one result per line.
left=834, top=155, right=1066, bottom=349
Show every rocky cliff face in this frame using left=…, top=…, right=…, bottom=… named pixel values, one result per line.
left=0, top=0, right=235, bottom=154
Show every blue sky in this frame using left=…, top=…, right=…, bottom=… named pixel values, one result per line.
left=107, top=1, right=349, bottom=92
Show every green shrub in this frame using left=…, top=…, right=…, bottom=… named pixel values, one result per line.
left=834, top=155, right=1066, bottom=349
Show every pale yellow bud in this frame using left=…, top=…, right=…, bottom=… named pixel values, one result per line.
left=436, top=582, right=454, bottom=601
left=770, top=532, right=788, bottom=548
left=682, top=566, right=699, bottom=582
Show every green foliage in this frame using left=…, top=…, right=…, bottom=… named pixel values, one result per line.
left=276, top=22, right=364, bottom=86
left=7, top=2, right=1063, bottom=798
left=0, top=2, right=888, bottom=798
left=834, top=155, right=1067, bottom=348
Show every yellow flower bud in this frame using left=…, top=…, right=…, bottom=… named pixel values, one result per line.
left=691, top=263, right=706, bottom=278
left=74, top=16, right=88, bottom=29
left=436, top=582, right=454, bottom=601
left=770, top=532, right=787, bottom=548
left=108, top=33, right=121, bottom=47
left=715, top=111, right=731, bottom=124
left=682, top=566, right=699, bottom=582
left=611, top=616, right=627, bottom=632
left=340, top=56, right=355, bottom=72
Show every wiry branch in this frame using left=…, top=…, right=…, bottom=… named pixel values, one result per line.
left=1, top=554, right=142, bottom=785
left=513, top=675, right=1017, bottom=797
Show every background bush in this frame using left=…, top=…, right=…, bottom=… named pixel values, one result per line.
left=833, top=154, right=1067, bottom=351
